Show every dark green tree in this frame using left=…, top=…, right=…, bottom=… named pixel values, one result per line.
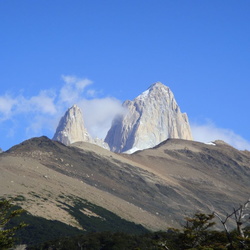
left=179, top=213, right=216, bottom=249
left=0, top=198, right=26, bottom=249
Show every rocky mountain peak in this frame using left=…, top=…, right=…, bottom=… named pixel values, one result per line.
left=147, top=81, right=169, bottom=92
left=105, top=82, right=193, bottom=153
left=135, top=82, right=167, bottom=98
left=53, top=105, right=110, bottom=150
left=53, top=104, right=91, bottom=146
left=133, top=82, right=179, bottom=112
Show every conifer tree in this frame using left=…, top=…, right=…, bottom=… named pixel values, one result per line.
left=0, top=198, right=26, bottom=249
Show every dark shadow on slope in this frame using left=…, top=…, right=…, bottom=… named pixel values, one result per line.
left=8, top=199, right=148, bottom=247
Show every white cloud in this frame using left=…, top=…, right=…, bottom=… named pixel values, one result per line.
left=78, top=97, right=125, bottom=139
left=0, top=90, right=58, bottom=139
left=25, top=114, right=56, bottom=136
left=0, top=91, right=57, bottom=116
left=58, top=75, right=125, bottom=139
left=0, top=75, right=123, bottom=141
left=0, top=94, right=17, bottom=120
left=30, top=90, right=57, bottom=115
left=1, top=75, right=250, bottom=153
left=61, top=75, right=76, bottom=84
left=75, top=78, right=92, bottom=90
left=61, top=75, right=92, bottom=90
left=86, top=89, right=97, bottom=98
left=59, top=75, right=93, bottom=104
left=191, top=121, right=250, bottom=150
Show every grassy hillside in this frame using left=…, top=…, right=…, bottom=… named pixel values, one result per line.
left=7, top=196, right=148, bottom=247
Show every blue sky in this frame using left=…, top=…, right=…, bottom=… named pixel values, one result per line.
left=0, top=0, right=250, bottom=151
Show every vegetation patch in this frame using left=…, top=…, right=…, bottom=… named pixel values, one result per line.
left=55, top=195, right=148, bottom=235
left=4, top=195, right=148, bottom=247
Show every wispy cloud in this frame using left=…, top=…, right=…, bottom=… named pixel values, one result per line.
left=2, top=75, right=249, bottom=152
left=0, top=91, right=57, bottom=120
left=0, top=75, right=124, bottom=141
left=25, top=114, right=55, bottom=136
left=0, top=94, right=17, bottom=120
left=191, top=121, right=250, bottom=150
left=15, top=90, right=57, bottom=115
left=61, top=75, right=92, bottom=90
left=59, top=75, right=93, bottom=104
left=78, top=98, right=126, bottom=139
left=59, top=75, right=125, bottom=139
left=29, top=90, right=57, bottom=115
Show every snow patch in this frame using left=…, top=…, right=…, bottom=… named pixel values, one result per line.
left=205, top=141, right=216, bottom=146
left=136, top=89, right=149, bottom=100
left=124, top=147, right=140, bottom=154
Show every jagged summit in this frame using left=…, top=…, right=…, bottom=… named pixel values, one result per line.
left=53, top=105, right=110, bottom=149
left=136, top=82, right=167, bottom=98
left=53, top=104, right=92, bottom=146
left=53, top=82, right=192, bottom=153
left=105, top=82, right=193, bottom=153
left=147, top=81, right=167, bottom=90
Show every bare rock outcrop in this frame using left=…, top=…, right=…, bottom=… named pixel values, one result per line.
left=105, top=82, right=192, bottom=153
left=53, top=105, right=109, bottom=149
left=53, top=105, right=91, bottom=146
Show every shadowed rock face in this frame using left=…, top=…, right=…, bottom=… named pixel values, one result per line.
left=105, top=82, right=192, bottom=153
left=1, top=136, right=250, bottom=231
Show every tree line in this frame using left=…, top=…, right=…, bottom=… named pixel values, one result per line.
left=1, top=198, right=250, bottom=249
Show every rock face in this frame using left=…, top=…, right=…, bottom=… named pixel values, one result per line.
left=53, top=105, right=92, bottom=146
left=105, top=82, right=193, bottom=153
left=53, top=105, right=110, bottom=149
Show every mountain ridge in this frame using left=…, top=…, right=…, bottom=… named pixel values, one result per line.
left=1, top=135, right=250, bottom=234
left=53, top=82, right=192, bottom=153
left=105, top=82, right=192, bottom=153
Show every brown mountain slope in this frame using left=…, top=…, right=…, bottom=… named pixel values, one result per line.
left=125, top=139, right=250, bottom=216
left=0, top=137, right=166, bottom=231
left=1, top=136, right=250, bottom=231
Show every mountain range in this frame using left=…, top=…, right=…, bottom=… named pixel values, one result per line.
left=1, top=82, right=249, bottom=246
left=105, top=82, right=192, bottom=153
left=1, top=136, right=250, bottom=236
left=53, top=82, right=192, bottom=153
